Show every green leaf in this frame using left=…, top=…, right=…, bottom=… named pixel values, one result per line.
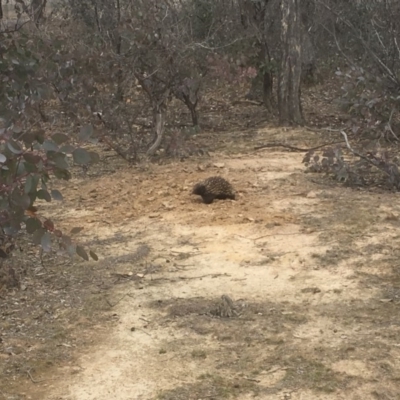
left=72, top=148, right=91, bottom=165
left=35, top=131, right=45, bottom=144
left=54, top=229, right=63, bottom=237
left=12, top=125, right=22, bottom=134
left=26, top=217, right=42, bottom=234
left=67, top=244, right=76, bottom=257
left=32, top=228, right=46, bottom=245
left=11, top=188, right=31, bottom=209
left=70, top=227, right=84, bottom=235
left=23, top=153, right=41, bottom=164
left=62, top=235, right=72, bottom=247
left=76, top=245, right=89, bottom=261
left=29, top=175, right=39, bottom=192
left=52, top=133, right=69, bottom=145
left=89, top=137, right=99, bottom=145
left=28, top=192, right=37, bottom=205
left=37, top=189, right=51, bottom=202
left=24, top=161, right=39, bottom=173
left=89, top=250, right=99, bottom=261
left=89, top=151, right=100, bottom=164
left=5, top=221, right=21, bottom=236
left=7, top=140, right=23, bottom=154
left=21, top=132, right=37, bottom=147
left=53, top=168, right=71, bottom=180
left=51, top=189, right=63, bottom=201
left=42, top=140, right=59, bottom=152
left=41, top=232, right=52, bottom=252
left=79, top=125, right=93, bottom=141
left=43, top=219, right=54, bottom=231
left=59, top=144, right=75, bottom=154
left=16, top=160, right=26, bottom=176
left=41, top=176, right=49, bottom=188
left=24, top=175, right=36, bottom=194
left=51, top=152, right=69, bottom=170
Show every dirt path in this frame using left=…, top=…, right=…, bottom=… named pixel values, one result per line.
left=3, top=132, right=400, bottom=400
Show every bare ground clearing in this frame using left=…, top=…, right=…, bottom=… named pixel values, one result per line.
left=1, top=126, right=400, bottom=400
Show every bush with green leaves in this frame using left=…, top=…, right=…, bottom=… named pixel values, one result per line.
left=0, top=26, right=98, bottom=261
left=336, top=67, right=400, bottom=141
left=303, top=143, right=400, bottom=190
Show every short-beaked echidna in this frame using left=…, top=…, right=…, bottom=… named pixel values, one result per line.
left=192, top=176, right=236, bottom=204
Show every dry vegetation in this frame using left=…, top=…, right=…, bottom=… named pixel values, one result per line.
left=2, top=1, right=400, bottom=399
left=1, top=83, right=400, bottom=400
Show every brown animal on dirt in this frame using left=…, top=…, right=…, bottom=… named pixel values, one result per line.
left=192, top=176, right=236, bottom=204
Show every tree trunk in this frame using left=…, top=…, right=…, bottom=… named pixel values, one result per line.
left=146, top=101, right=167, bottom=156
left=31, top=0, right=47, bottom=27
left=260, top=41, right=274, bottom=112
left=278, top=0, right=304, bottom=125
left=262, top=71, right=273, bottom=111
left=188, top=104, right=198, bottom=127
left=173, top=78, right=201, bottom=127
left=114, top=0, right=124, bottom=102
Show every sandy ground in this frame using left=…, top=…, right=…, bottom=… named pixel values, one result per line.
left=2, top=127, right=400, bottom=400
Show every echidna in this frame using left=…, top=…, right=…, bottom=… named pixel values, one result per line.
left=192, top=176, right=236, bottom=204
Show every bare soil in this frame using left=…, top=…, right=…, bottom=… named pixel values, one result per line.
left=2, top=105, right=400, bottom=399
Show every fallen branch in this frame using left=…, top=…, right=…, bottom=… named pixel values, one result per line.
left=105, top=293, right=131, bottom=307
left=26, top=369, right=50, bottom=384
left=254, top=141, right=344, bottom=152
left=340, top=130, right=391, bottom=178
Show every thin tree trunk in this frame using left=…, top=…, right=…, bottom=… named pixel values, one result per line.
left=115, top=0, right=124, bottom=101
left=278, top=0, right=304, bottom=125
left=188, top=104, right=198, bottom=127
left=260, top=40, right=274, bottom=112
left=262, top=71, right=273, bottom=111
left=31, top=0, right=47, bottom=27
left=146, top=101, right=167, bottom=156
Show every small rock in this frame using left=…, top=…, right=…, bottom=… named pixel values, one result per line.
left=213, top=162, right=225, bottom=168
left=306, top=191, right=317, bottom=198
left=153, top=258, right=167, bottom=265
left=162, top=202, right=174, bottom=210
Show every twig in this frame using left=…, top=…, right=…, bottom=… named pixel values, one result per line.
left=253, top=229, right=329, bottom=241
left=170, top=250, right=200, bottom=255
left=105, top=293, right=130, bottom=308
left=386, top=108, right=400, bottom=142
left=317, top=0, right=399, bottom=85
left=26, top=369, right=47, bottom=384
left=193, top=37, right=243, bottom=50
left=178, top=273, right=230, bottom=280
left=254, top=141, right=344, bottom=152
left=173, top=263, right=195, bottom=267
left=340, top=130, right=391, bottom=177
left=304, top=126, right=342, bottom=133
left=243, top=377, right=261, bottom=383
